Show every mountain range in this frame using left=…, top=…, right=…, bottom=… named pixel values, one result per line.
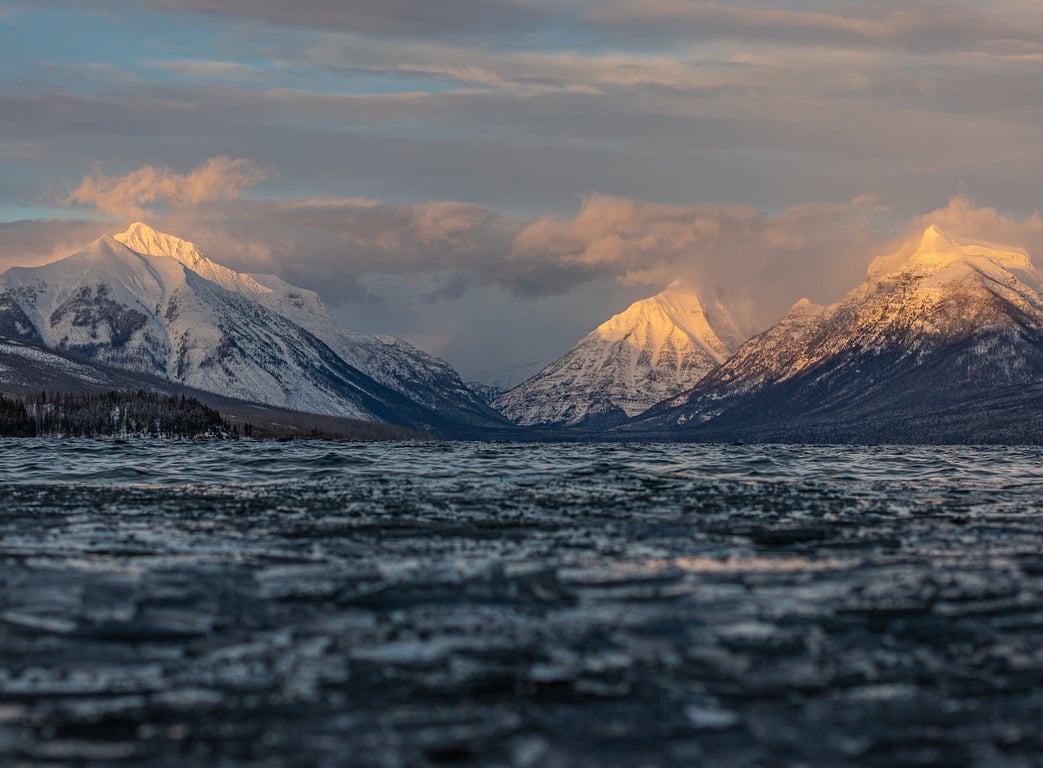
left=3, top=223, right=1043, bottom=443
left=629, top=226, right=1043, bottom=442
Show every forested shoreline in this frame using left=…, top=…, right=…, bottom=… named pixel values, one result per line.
left=0, top=390, right=429, bottom=440
left=0, top=391, right=230, bottom=438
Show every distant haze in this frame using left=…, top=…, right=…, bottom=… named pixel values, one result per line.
left=2, top=2, right=1043, bottom=382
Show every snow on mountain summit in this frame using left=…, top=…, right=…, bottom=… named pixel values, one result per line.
left=592, top=282, right=740, bottom=366
left=493, top=283, right=748, bottom=427
left=869, top=225, right=1035, bottom=279
left=113, top=222, right=271, bottom=295
left=912, top=225, right=1032, bottom=270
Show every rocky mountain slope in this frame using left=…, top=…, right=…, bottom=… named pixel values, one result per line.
left=493, top=283, right=746, bottom=427
left=633, top=226, right=1043, bottom=443
left=0, top=223, right=505, bottom=432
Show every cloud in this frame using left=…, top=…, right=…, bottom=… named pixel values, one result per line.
left=40, top=0, right=1043, bottom=56
left=302, top=34, right=730, bottom=96
left=507, top=194, right=888, bottom=328
left=64, top=156, right=268, bottom=218
left=114, top=192, right=890, bottom=336
left=149, top=197, right=520, bottom=300
left=7, top=3, right=1043, bottom=220
left=585, top=1, right=1040, bottom=54
left=149, top=60, right=264, bottom=81
left=70, top=0, right=567, bottom=44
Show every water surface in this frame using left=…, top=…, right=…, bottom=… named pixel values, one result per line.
left=1, top=441, right=1041, bottom=767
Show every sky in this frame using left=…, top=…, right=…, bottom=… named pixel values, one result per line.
left=2, top=1, right=1043, bottom=384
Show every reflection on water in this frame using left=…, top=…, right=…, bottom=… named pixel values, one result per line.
left=0, top=440, right=1042, bottom=766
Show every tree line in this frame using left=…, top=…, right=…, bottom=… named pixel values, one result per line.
left=0, top=390, right=229, bottom=438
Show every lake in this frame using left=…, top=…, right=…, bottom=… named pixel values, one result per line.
left=1, top=440, right=1042, bottom=767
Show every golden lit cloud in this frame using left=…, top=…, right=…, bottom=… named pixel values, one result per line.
left=64, top=156, right=268, bottom=218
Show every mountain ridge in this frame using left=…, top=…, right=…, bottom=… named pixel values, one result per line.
left=630, top=226, right=1043, bottom=443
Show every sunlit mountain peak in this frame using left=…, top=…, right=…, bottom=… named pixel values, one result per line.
left=114, top=222, right=272, bottom=295
left=494, top=281, right=748, bottom=426
left=909, top=225, right=1033, bottom=271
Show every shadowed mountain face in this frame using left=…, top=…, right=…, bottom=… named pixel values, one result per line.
left=494, top=283, right=747, bottom=427
left=0, top=223, right=507, bottom=433
left=632, top=227, right=1043, bottom=443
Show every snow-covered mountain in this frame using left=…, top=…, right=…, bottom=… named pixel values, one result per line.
left=0, top=223, right=505, bottom=432
left=113, top=223, right=501, bottom=428
left=634, top=226, right=1043, bottom=442
left=493, top=283, right=747, bottom=427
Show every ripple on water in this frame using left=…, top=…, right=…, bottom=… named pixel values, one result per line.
left=1, top=440, right=1043, bottom=493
